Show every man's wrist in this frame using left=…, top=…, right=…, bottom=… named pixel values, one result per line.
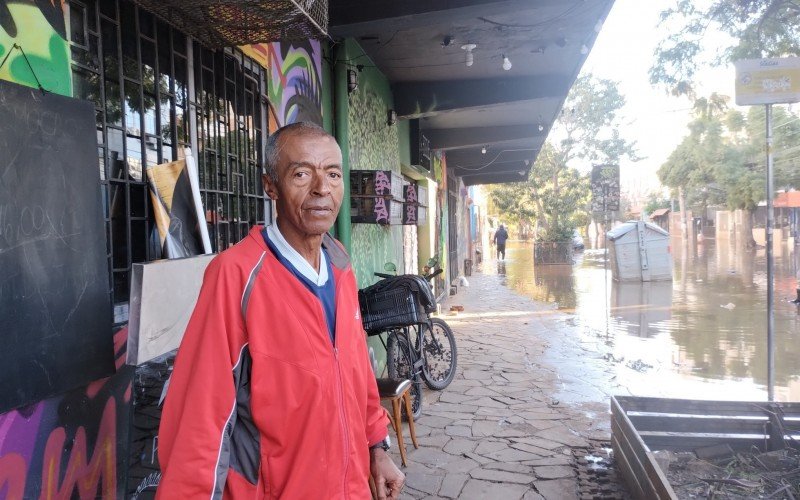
left=369, top=436, right=391, bottom=452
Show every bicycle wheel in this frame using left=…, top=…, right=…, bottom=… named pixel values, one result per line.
left=420, top=318, right=457, bottom=390
left=386, top=331, right=422, bottom=420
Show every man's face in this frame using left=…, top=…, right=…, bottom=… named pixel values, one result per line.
left=263, top=132, right=344, bottom=242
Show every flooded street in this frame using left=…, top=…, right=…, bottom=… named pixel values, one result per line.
left=486, top=239, right=800, bottom=402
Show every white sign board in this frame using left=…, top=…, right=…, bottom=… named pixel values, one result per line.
left=127, top=253, right=215, bottom=365
left=734, top=57, right=800, bottom=106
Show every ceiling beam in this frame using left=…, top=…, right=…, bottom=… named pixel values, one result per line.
left=329, top=0, right=560, bottom=37
left=462, top=170, right=529, bottom=186
left=426, top=124, right=544, bottom=151
left=394, top=75, right=570, bottom=118
left=451, top=160, right=529, bottom=177
left=445, top=148, right=538, bottom=168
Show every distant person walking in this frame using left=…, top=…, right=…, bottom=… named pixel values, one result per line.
left=493, top=224, right=509, bottom=260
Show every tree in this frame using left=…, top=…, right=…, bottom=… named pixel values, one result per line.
left=714, top=105, right=800, bottom=246
left=644, top=193, right=671, bottom=216
left=658, top=94, right=728, bottom=240
left=489, top=74, right=638, bottom=240
left=650, top=0, right=800, bottom=96
left=660, top=92, right=800, bottom=248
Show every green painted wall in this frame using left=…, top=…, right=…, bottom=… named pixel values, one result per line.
left=333, top=39, right=406, bottom=371
left=432, top=152, right=449, bottom=295
left=321, top=43, right=334, bottom=134
left=338, top=39, right=403, bottom=289
left=0, top=3, right=71, bottom=96
left=397, top=119, right=411, bottom=169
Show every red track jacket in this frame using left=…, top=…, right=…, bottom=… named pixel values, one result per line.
left=157, top=226, right=388, bottom=499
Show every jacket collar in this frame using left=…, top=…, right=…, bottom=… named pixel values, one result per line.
left=247, top=225, right=351, bottom=271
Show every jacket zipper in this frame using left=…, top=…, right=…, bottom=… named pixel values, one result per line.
left=333, top=346, right=351, bottom=498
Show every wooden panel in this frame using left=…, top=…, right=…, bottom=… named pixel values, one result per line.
left=615, top=396, right=800, bottom=417
left=640, top=434, right=767, bottom=452
left=628, top=414, right=770, bottom=434
left=611, top=416, right=650, bottom=499
left=611, top=397, right=677, bottom=500
left=611, top=433, right=646, bottom=500
left=612, top=395, right=800, bottom=499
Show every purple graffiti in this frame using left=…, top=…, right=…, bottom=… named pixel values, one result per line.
left=405, top=185, right=417, bottom=204
left=374, top=197, right=389, bottom=224
left=374, top=171, right=390, bottom=196
left=405, top=205, right=417, bottom=224
left=269, top=41, right=323, bottom=126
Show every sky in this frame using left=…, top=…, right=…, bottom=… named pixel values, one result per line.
left=580, top=0, right=736, bottom=203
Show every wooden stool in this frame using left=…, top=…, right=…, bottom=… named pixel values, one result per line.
left=376, top=378, right=419, bottom=467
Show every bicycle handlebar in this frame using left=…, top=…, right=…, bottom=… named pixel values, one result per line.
left=374, top=268, right=443, bottom=281
left=424, top=268, right=443, bottom=281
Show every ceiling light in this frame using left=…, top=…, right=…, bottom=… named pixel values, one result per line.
left=481, top=146, right=487, bottom=154
left=442, top=35, right=454, bottom=47
left=538, top=124, right=544, bottom=132
left=461, top=43, right=477, bottom=67
left=580, top=44, right=589, bottom=55
left=502, top=55, right=512, bottom=71
left=595, top=20, right=603, bottom=33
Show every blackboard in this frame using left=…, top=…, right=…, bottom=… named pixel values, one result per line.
left=0, top=79, right=113, bottom=412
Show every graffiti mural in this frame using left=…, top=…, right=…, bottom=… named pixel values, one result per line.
left=0, top=0, right=71, bottom=96
left=242, top=40, right=323, bottom=131
left=0, top=328, right=133, bottom=499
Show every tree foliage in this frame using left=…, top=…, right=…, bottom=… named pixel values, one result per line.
left=659, top=93, right=800, bottom=246
left=488, top=74, right=637, bottom=240
left=644, top=193, right=671, bottom=215
left=650, top=0, right=800, bottom=95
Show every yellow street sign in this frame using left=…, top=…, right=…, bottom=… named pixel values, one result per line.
left=734, top=57, right=800, bottom=106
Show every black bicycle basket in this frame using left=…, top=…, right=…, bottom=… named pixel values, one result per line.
left=358, top=275, right=436, bottom=335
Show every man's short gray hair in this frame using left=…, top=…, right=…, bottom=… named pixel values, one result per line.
left=263, top=122, right=334, bottom=183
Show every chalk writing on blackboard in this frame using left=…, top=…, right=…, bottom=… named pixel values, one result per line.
left=0, top=78, right=113, bottom=413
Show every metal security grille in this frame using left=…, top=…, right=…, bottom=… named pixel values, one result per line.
left=130, top=0, right=329, bottom=48
left=448, top=189, right=459, bottom=284
left=68, top=0, right=267, bottom=309
left=193, top=45, right=266, bottom=253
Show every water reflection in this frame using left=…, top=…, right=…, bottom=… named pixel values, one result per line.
left=493, top=239, right=800, bottom=401
left=612, top=281, right=672, bottom=338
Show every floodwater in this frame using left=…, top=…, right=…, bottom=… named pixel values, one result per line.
left=489, top=239, right=800, bottom=402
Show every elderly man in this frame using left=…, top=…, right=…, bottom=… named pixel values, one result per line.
left=157, top=122, right=404, bottom=499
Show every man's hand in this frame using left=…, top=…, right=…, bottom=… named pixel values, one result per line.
left=370, top=448, right=404, bottom=499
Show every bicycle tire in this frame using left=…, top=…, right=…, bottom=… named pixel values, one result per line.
left=420, top=318, right=457, bottom=390
left=386, top=331, right=422, bottom=421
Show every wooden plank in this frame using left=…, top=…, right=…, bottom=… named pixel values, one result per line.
left=611, top=433, right=646, bottom=500
left=611, top=396, right=677, bottom=499
left=615, top=396, right=800, bottom=417
left=640, top=433, right=767, bottom=452
left=612, top=415, right=656, bottom=499
left=628, top=414, right=769, bottom=434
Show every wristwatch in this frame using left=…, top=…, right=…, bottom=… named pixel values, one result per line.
left=369, top=436, right=391, bottom=452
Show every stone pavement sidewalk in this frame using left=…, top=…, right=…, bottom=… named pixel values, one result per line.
left=385, top=265, right=616, bottom=500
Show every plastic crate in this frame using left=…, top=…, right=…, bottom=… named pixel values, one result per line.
left=359, top=286, right=423, bottom=335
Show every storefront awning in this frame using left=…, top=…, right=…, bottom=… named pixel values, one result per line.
left=131, top=0, right=328, bottom=48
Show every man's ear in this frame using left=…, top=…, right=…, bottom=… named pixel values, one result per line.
left=263, top=174, right=278, bottom=200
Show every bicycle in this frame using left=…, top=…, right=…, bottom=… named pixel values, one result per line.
left=358, top=258, right=458, bottom=420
